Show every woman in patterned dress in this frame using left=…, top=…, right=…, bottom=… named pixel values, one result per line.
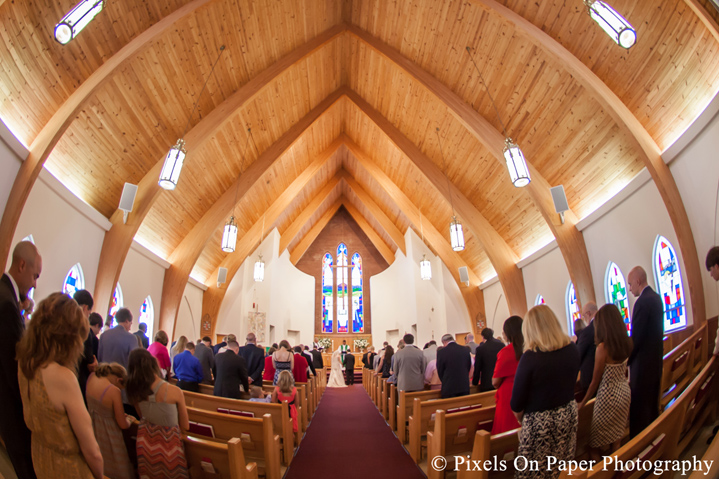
left=272, top=340, right=295, bottom=385
left=578, top=304, right=632, bottom=461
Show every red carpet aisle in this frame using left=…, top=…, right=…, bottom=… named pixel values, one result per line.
left=284, top=385, right=426, bottom=479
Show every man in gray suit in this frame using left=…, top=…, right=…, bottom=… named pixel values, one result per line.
left=393, top=333, right=426, bottom=392
left=465, top=333, right=479, bottom=355
left=195, top=336, right=215, bottom=384
left=98, top=307, right=138, bottom=369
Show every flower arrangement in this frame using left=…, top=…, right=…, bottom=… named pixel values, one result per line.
left=317, top=338, right=332, bottom=350
left=354, top=338, right=369, bottom=350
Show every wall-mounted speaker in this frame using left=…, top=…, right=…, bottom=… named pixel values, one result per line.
left=459, top=266, right=469, bottom=286
left=217, top=267, right=228, bottom=287
left=119, top=183, right=138, bottom=224
left=550, top=185, right=570, bottom=224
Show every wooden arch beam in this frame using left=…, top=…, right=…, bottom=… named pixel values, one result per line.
left=341, top=198, right=396, bottom=265
left=470, top=0, right=706, bottom=323
left=683, top=0, right=719, bottom=44
left=345, top=90, right=528, bottom=316
left=0, top=0, right=215, bottom=272
left=159, top=90, right=346, bottom=339
left=92, top=26, right=346, bottom=318
left=349, top=24, right=595, bottom=311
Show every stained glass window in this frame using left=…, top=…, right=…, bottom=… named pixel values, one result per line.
left=605, top=262, right=630, bottom=334
left=63, top=263, right=85, bottom=297
left=535, top=294, right=545, bottom=306
left=110, top=284, right=123, bottom=319
left=139, top=296, right=154, bottom=341
left=322, top=253, right=334, bottom=333
left=566, top=281, right=580, bottom=335
left=22, top=235, right=35, bottom=300
left=336, top=243, right=349, bottom=333
left=653, top=236, right=687, bottom=332
left=351, top=252, right=364, bottom=333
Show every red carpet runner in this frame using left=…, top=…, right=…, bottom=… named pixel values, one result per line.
left=284, top=385, right=426, bottom=479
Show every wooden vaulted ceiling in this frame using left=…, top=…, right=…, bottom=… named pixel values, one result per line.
left=1, top=0, right=718, bottom=333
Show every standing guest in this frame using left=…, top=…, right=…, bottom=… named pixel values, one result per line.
left=378, top=345, right=394, bottom=378
left=362, top=346, right=375, bottom=369
left=511, top=305, right=580, bottom=479
left=126, top=349, right=189, bottom=479
left=393, top=334, right=427, bottom=393
left=272, top=340, right=295, bottom=385
left=194, top=337, right=215, bottom=385
left=17, top=292, right=103, bottom=479
left=311, top=343, right=325, bottom=371
left=88, top=312, right=102, bottom=357
left=423, top=340, right=438, bottom=363
left=148, top=330, right=172, bottom=378
left=213, top=335, right=229, bottom=355
left=344, top=349, right=356, bottom=385
left=133, top=323, right=150, bottom=349
left=572, top=319, right=586, bottom=342
left=577, top=302, right=598, bottom=398
left=0, top=240, right=41, bottom=479
left=86, top=363, right=134, bottom=479
left=302, top=345, right=316, bottom=377
left=272, top=371, right=299, bottom=437
left=170, top=335, right=188, bottom=371
left=214, top=340, right=250, bottom=399
left=98, top=307, right=138, bottom=369
left=492, top=317, right=523, bottom=435
left=437, top=333, right=471, bottom=398
left=465, top=333, right=479, bottom=355
left=263, top=346, right=277, bottom=381
left=578, top=304, right=633, bottom=461
left=472, top=328, right=505, bottom=392
left=239, top=332, right=265, bottom=384
left=424, top=346, right=443, bottom=390
left=74, top=289, right=97, bottom=401
left=292, top=346, right=310, bottom=383
left=173, top=342, right=203, bottom=392
left=103, top=315, right=114, bottom=334
left=626, top=266, right=664, bottom=438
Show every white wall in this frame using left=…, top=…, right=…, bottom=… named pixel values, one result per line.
left=521, top=246, right=571, bottom=331
left=173, top=281, right=205, bottom=343
left=0, top=132, right=22, bottom=215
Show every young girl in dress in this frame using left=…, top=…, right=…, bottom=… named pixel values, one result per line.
left=272, top=370, right=299, bottom=439
left=86, top=363, right=135, bottom=479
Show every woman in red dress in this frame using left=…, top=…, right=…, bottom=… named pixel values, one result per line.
left=263, top=347, right=276, bottom=381
left=491, top=315, right=524, bottom=435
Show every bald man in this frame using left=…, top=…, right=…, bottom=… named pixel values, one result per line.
left=576, top=301, right=598, bottom=396
left=239, top=332, right=265, bottom=384
left=0, top=241, right=42, bottom=479
left=627, top=266, right=664, bottom=438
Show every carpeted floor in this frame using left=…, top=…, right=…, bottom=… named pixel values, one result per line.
left=284, top=385, right=426, bottom=479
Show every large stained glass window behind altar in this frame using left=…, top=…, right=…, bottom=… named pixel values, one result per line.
left=336, top=243, right=349, bottom=333
left=63, top=263, right=85, bottom=297
left=653, top=236, right=687, bottom=332
left=565, top=281, right=580, bottom=335
left=351, top=252, right=364, bottom=333
left=605, top=262, right=630, bottom=334
left=110, top=284, right=123, bottom=319
left=322, top=253, right=334, bottom=333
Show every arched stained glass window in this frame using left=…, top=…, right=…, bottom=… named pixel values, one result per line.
left=63, top=263, right=85, bottom=297
left=605, top=262, right=630, bottom=334
left=322, top=253, right=334, bottom=333
left=653, top=236, right=687, bottom=332
left=110, top=283, right=123, bottom=319
left=336, top=243, right=349, bottom=333
left=535, top=294, right=545, bottom=306
left=351, top=252, right=364, bottom=333
left=566, top=281, right=580, bottom=335
left=139, top=296, right=154, bottom=341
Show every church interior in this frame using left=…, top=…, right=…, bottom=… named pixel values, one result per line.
left=2, top=0, right=719, bottom=477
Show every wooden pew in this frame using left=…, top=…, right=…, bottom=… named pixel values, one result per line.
left=689, top=324, right=709, bottom=375
left=673, top=356, right=718, bottom=454
left=455, top=428, right=520, bottom=479
left=661, top=324, right=707, bottom=410
left=184, top=435, right=259, bottom=479
left=408, top=391, right=496, bottom=462
left=687, top=424, right=719, bottom=479
left=388, top=384, right=397, bottom=431
left=263, top=381, right=309, bottom=432
left=183, top=390, right=294, bottom=466
left=186, top=407, right=281, bottom=479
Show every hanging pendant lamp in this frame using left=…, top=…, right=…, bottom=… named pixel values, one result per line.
left=159, top=46, right=226, bottom=190
left=220, top=128, right=254, bottom=253
left=584, top=0, right=636, bottom=49
left=435, top=128, right=465, bottom=252
left=54, top=0, right=105, bottom=44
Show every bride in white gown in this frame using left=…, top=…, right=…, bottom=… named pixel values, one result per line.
left=326, top=349, right=347, bottom=388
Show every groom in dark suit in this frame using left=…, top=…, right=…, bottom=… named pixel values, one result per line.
left=627, top=266, right=664, bottom=438
left=0, top=241, right=42, bottom=479
left=344, top=352, right=355, bottom=385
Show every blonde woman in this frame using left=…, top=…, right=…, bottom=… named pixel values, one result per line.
left=170, top=335, right=188, bottom=372
left=510, top=305, right=580, bottom=479
left=86, top=363, right=134, bottom=479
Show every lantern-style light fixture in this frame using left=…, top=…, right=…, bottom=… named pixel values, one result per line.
left=220, top=128, right=254, bottom=253
left=435, top=128, right=465, bottom=252
left=419, top=211, right=432, bottom=280
left=54, top=0, right=105, bottom=44
left=254, top=214, right=266, bottom=282
left=159, top=45, right=226, bottom=190
left=466, top=47, right=531, bottom=188
left=584, top=0, right=636, bottom=49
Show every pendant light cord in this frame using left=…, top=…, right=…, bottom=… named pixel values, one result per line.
left=435, top=127, right=457, bottom=216
left=466, top=46, right=509, bottom=139
left=181, top=45, right=226, bottom=138
left=232, top=128, right=253, bottom=214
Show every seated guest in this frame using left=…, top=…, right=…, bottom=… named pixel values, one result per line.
left=511, top=305, right=580, bottom=478
left=272, top=371, right=298, bottom=435
left=17, top=292, right=104, bottom=479
left=195, top=336, right=215, bottom=384
left=214, top=340, right=250, bottom=399
left=86, top=363, right=134, bottom=479
left=492, top=316, right=523, bottom=435
left=133, top=323, right=149, bottom=349
left=173, top=341, right=203, bottom=391
left=394, top=333, right=426, bottom=392
left=472, top=328, right=505, bottom=392
left=437, top=333, right=471, bottom=398
left=578, top=304, right=632, bottom=461
left=293, top=345, right=309, bottom=383
left=248, top=385, right=271, bottom=403
left=263, top=346, right=277, bottom=381
left=126, top=349, right=189, bottom=479
left=148, top=330, right=172, bottom=378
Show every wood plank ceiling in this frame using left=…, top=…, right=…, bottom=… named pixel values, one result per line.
left=1, top=0, right=718, bottom=328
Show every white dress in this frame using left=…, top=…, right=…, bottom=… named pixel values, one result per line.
left=327, top=350, right=347, bottom=388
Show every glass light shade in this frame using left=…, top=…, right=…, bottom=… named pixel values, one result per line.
left=585, top=0, right=636, bottom=49
left=159, top=139, right=186, bottom=190
left=420, top=255, right=432, bottom=280
left=503, top=138, right=531, bottom=187
left=221, top=216, right=238, bottom=253
left=450, top=216, right=465, bottom=251
left=54, top=0, right=105, bottom=44
left=254, top=256, right=265, bottom=282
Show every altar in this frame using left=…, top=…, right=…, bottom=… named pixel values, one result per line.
left=314, top=334, right=372, bottom=353
left=321, top=352, right=364, bottom=370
